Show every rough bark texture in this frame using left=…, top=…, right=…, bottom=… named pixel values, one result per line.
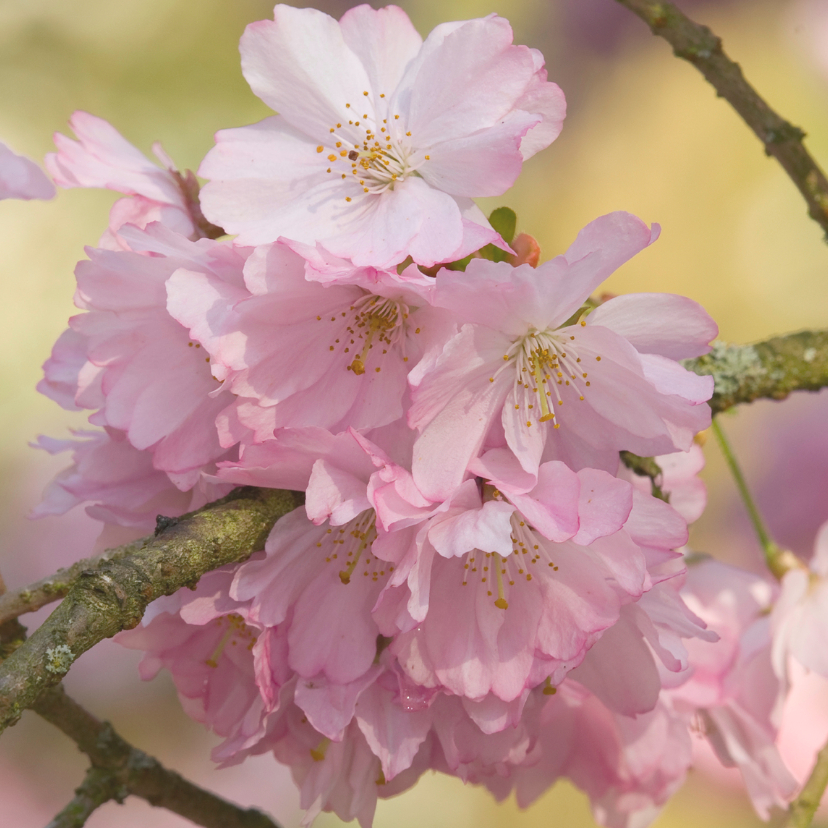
left=614, top=0, right=828, bottom=237
left=0, top=486, right=298, bottom=733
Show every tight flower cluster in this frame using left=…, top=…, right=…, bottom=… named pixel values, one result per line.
left=23, top=4, right=820, bottom=827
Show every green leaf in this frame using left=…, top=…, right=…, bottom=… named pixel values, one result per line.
left=488, top=207, right=517, bottom=244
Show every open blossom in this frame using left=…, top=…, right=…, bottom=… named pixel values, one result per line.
left=387, top=466, right=703, bottom=706
left=168, top=241, right=453, bottom=440
left=46, top=111, right=199, bottom=247
left=0, top=141, right=55, bottom=201
left=409, top=211, right=717, bottom=500
left=198, top=4, right=565, bottom=267
left=48, top=223, right=252, bottom=478
left=117, top=566, right=275, bottom=759
left=507, top=684, right=693, bottom=828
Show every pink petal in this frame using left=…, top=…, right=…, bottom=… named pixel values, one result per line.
left=240, top=7, right=372, bottom=143
left=0, top=141, right=55, bottom=200
left=339, top=5, right=422, bottom=97
left=588, top=293, right=718, bottom=359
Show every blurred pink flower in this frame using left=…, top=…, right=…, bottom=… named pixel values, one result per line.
left=47, top=223, right=252, bottom=479
left=0, top=141, right=55, bottom=201
left=675, top=558, right=797, bottom=817
left=31, top=429, right=232, bottom=533
left=772, top=520, right=828, bottom=680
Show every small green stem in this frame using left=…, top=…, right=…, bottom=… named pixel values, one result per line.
left=711, top=417, right=787, bottom=579
left=785, top=739, right=828, bottom=828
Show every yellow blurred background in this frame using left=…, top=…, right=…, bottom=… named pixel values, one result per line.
left=1, top=0, right=827, bottom=825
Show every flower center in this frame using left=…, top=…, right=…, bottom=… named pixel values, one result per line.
left=316, top=94, right=428, bottom=199
left=491, top=320, right=597, bottom=430
left=318, top=293, right=410, bottom=376
left=460, top=512, right=558, bottom=610
left=314, top=509, right=394, bottom=585
left=204, top=613, right=257, bottom=668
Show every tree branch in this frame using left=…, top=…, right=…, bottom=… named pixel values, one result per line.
left=686, top=330, right=828, bottom=414
left=45, top=766, right=124, bottom=828
left=613, top=0, right=828, bottom=237
left=0, top=486, right=298, bottom=734
left=35, top=686, right=281, bottom=828
left=0, top=542, right=143, bottom=627
left=784, top=737, right=828, bottom=828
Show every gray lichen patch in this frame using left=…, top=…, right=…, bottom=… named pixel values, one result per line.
left=45, top=645, right=75, bottom=674
left=685, top=341, right=764, bottom=402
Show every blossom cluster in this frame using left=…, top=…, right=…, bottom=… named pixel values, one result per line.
left=10, top=4, right=827, bottom=826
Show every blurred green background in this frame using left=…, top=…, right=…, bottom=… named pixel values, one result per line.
left=1, top=0, right=828, bottom=825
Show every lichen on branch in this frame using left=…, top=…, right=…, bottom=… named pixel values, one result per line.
left=613, top=0, right=828, bottom=237
left=686, top=330, right=828, bottom=414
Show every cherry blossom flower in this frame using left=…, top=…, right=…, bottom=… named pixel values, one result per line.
left=167, top=241, right=454, bottom=439
left=56, top=223, right=251, bottom=477
left=409, top=211, right=717, bottom=500
left=116, top=566, right=273, bottom=759
left=509, top=684, right=694, bottom=828
left=386, top=477, right=700, bottom=705
left=46, top=111, right=201, bottom=247
left=198, top=4, right=566, bottom=267
left=0, top=141, right=55, bottom=200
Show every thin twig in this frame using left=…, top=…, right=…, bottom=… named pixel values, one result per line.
left=35, top=686, right=281, bottom=828
left=710, top=417, right=790, bottom=578
left=45, top=766, right=124, bottom=828
left=619, top=451, right=668, bottom=501
left=613, top=0, right=828, bottom=237
left=784, top=738, right=828, bottom=828
left=0, top=486, right=298, bottom=734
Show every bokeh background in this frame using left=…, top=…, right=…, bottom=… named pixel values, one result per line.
left=1, top=0, right=828, bottom=825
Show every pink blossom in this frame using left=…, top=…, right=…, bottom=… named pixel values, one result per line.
left=198, top=5, right=565, bottom=267
left=0, top=141, right=55, bottom=200
left=168, top=241, right=454, bottom=437
left=63, top=223, right=252, bottom=475
left=772, top=520, right=828, bottom=679
left=385, top=472, right=696, bottom=705
left=676, top=558, right=797, bottom=817
left=30, top=429, right=232, bottom=533
left=409, top=212, right=717, bottom=500
left=46, top=111, right=197, bottom=247
left=117, top=567, right=273, bottom=758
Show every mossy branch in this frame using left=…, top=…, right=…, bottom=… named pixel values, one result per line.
left=0, top=486, right=298, bottom=734
left=36, top=686, right=282, bottom=828
left=686, top=330, right=828, bottom=414
left=613, top=0, right=828, bottom=237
